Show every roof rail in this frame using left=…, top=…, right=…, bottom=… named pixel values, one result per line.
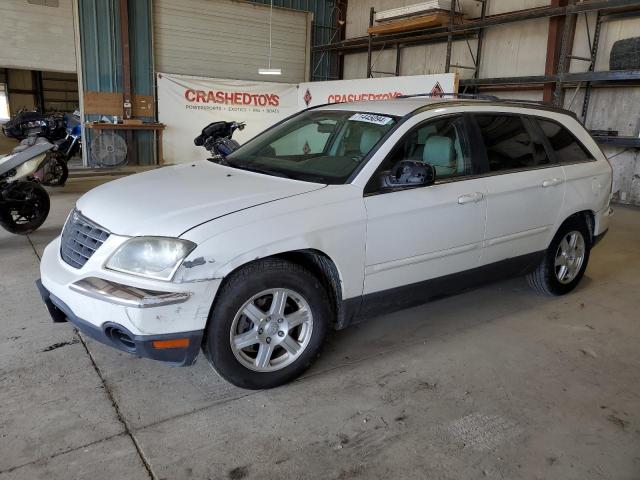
left=397, top=92, right=578, bottom=119
left=396, top=92, right=501, bottom=101
left=475, top=97, right=579, bottom=119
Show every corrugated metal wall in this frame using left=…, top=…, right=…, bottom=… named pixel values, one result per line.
left=250, top=0, right=341, bottom=80
left=78, top=0, right=122, bottom=93
left=77, top=0, right=155, bottom=166
left=153, top=0, right=311, bottom=84
left=127, top=0, right=155, bottom=164
left=0, top=0, right=77, bottom=72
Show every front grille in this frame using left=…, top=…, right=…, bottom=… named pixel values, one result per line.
left=60, top=209, right=110, bottom=269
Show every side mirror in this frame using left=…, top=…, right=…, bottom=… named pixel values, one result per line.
left=379, top=160, right=435, bottom=190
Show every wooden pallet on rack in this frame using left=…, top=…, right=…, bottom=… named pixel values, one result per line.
left=367, top=9, right=462, bottom=36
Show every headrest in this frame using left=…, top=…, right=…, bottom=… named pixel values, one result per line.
left=360, top=129, right=382, bottom=154
left=423, top=135, right=453, bottom=166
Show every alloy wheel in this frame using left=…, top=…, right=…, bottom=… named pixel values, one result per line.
left=229, top=288, right=314, bottom=372
left=554, top=230, right=586, bottom=284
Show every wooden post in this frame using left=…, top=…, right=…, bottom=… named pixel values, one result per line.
left=119, top=0, right=132, bottom=120
left=33, top=70, right=45, bottom=113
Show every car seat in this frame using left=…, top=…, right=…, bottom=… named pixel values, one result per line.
left=423, top=135, right=456, bottom=176
left=359, top=129, right=383, bottom=155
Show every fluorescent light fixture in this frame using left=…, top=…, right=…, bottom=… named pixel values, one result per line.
left=258, top=68, right=282, bottom=75
left=259, top=0, right=283, bottom=76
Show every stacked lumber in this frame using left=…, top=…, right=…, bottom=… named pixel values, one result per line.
left=367, top=10, right=456, bottom=35
left=374, top=1, right=452, bottom=22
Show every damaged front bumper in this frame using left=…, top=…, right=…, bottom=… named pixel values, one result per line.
left=69, top=277, right=192, bottom=309
left=37, top=236, right=222, bottom=366
left=36, top=279, right=203, bottom=366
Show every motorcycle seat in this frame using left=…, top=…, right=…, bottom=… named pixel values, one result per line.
left=0, top=139, right=54, bottom=176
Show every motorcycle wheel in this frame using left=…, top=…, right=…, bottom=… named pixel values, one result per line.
left=0, top=182, right=50, bottom=235
left=42, top=155, right=69, bottom=187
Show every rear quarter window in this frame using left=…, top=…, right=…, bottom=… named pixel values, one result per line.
left=473, top=114, right=551, bottom=173
left=536, top=119, right=594, bottom=164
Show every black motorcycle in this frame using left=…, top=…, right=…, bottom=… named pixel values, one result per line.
left=194, top=121, right=245, bottom=160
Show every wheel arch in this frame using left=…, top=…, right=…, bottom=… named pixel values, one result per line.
left=211, top=249, right=352, bottom=330
left=560, top=209, right=595, bottom=245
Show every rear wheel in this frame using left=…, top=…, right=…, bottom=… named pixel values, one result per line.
left=0, top=181, right=50, bottom=234
left=203, top=259, right=331, bottom=389
left=527, top=217, right=591, bottom=295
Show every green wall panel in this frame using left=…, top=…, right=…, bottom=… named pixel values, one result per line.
left=78, top=0, right=154, bottom=165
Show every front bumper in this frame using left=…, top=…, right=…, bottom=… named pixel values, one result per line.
left=36, top=280, right=203, bottom=366
left=38, top=235, right=222, bottom=366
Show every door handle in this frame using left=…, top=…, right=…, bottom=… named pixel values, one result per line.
left=458, top=192, right=484, bottom=204
left=542, top=178, right=563, bottom=188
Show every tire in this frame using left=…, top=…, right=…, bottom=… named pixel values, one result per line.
left=610, top=37, right=640, bottom=71
left=203, top=258, right=331, bottom=389
left=527, top=216, right=591, bottom=296
left=0, top=181, right=50, bottom=234
left=42, top=156, right=69, bottom=187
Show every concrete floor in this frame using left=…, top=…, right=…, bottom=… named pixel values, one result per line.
left=1, top=180, right=639, bottom=480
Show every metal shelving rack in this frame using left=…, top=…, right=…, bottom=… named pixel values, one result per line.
left=316, top=0, right=640, bottom=146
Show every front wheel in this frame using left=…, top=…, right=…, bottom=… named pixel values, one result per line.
left=0, top=181, right=50, bottom=234
left=42, top=156, right=69, bottom=187
left=527, top=217, right=591, bottom=296
left=203, top=259, right=331, bottom=389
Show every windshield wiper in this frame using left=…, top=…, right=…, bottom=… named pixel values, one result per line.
left=227, top=162, right=292, bottom=179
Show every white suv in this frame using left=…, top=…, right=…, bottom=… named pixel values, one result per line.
left=37, top=98, right=612, bottom=389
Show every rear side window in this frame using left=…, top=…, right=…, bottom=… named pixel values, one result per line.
left=536, top=119, right=594, bottom=164
left=474, top=115, right=551, bottom=173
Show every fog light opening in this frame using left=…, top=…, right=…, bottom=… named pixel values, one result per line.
left=105, top=326, right=136, bottom=352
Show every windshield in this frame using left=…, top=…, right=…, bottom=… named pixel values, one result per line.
left=226, top=110, right=398, bottom=184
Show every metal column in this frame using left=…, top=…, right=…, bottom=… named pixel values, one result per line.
left=580, top=11, right=603, bottom=122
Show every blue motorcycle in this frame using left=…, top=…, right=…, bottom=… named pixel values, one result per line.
left=40, top=111, right=82, bottom=187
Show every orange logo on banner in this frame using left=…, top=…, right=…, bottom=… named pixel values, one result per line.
left=327, top=91, right=403, bottom=103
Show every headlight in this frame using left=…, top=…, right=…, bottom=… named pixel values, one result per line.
left=105, top=237, right=196, bottom=281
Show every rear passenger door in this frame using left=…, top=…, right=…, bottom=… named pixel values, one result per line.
left=471, top=114, right=566, bottom=265
left=535, top=118, right=608, bottom=215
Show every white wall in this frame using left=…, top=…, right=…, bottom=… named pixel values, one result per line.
left=343, top=0, right=640, bottom=204
left=154, top=0, right=312, bottom=84
left=0, top=0, right=77, bottom=72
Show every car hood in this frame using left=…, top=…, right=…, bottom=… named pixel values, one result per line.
left=76, top=161, right=325, bottom=237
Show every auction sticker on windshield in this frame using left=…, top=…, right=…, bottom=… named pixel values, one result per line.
left=349, top=113, right=394, bottom=125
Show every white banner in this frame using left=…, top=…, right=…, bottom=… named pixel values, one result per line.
left=157, top=73, right=299, bottom=164
left=157, top=72, right=458, bottom=164
left=297, top=74, right=458, bottom=109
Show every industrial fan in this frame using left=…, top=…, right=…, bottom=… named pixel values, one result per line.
left=90, top=132, right=128, bottom=167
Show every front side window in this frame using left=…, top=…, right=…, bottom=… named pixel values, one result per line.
left=226, top=110, right=397, bottom=184
left=536, top=119, right=593, bottom=164
left=375, top=115, right=473, bottom=182
left=474, top=115, right=551, bottom=173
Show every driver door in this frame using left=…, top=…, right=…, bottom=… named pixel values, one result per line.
left=362, top=113, right=487, bottom=300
